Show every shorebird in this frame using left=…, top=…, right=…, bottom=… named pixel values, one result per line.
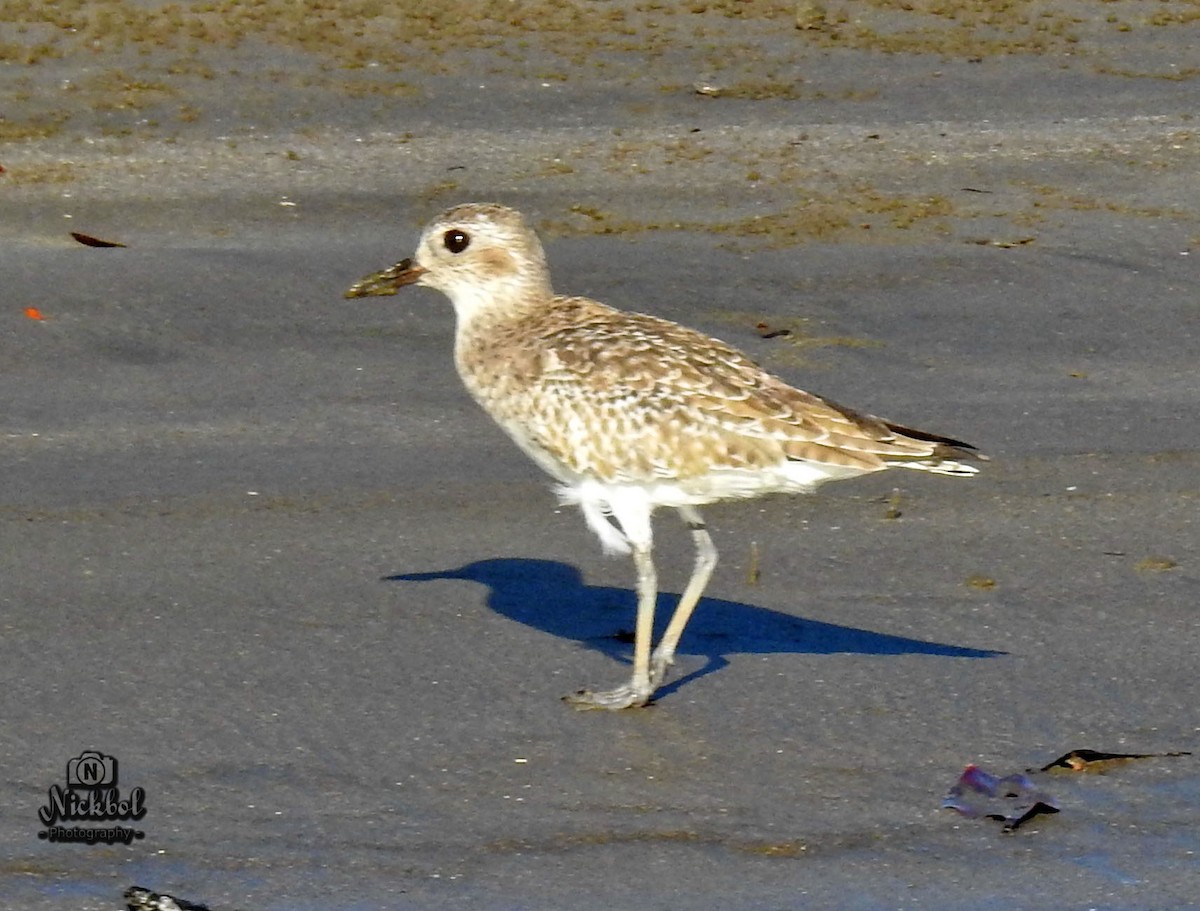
left=346, top=203, right=984, bottom=710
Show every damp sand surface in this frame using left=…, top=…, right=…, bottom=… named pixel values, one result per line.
left=2, top=3, right=1199, bottom=909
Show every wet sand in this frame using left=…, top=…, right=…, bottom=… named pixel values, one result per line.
left=2, top=3, right=1198, bottom=908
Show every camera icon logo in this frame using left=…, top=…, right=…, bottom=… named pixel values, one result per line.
left=66, top=751, right=118, bottom=788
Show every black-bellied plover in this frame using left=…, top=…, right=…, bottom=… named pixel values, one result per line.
left=347, top=203, right=984, bottom=710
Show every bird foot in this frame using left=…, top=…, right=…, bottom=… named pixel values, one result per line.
left=563, top=681, right=653, bottom=711
left=649, top=651, right=675, bottom=686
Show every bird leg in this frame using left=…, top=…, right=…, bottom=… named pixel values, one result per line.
left=650, top=506, right=717, bottom=685
left=564, top=543, right=658, bottom=710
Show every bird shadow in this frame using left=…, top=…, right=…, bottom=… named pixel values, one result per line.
left=385, top=558, right=1004, bottom=701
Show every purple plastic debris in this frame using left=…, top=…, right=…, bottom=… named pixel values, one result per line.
left=943, top=764, right=1060, bottom=832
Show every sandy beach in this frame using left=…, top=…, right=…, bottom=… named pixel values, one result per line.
left=2, top=3, right=1198, bottom=908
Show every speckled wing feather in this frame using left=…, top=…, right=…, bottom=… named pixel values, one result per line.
left=456, top=296, right=980, bottom=485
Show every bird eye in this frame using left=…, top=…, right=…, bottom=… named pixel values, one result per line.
left=443, top=229, right=470, bottom=254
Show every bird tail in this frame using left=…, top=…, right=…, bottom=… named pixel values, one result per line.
left=882, top=420, right=987, bottom=477
left=889, top=458, right=980, bottom=477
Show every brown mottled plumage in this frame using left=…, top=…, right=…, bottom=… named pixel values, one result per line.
left=347, top=203, right=984, bottom=710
